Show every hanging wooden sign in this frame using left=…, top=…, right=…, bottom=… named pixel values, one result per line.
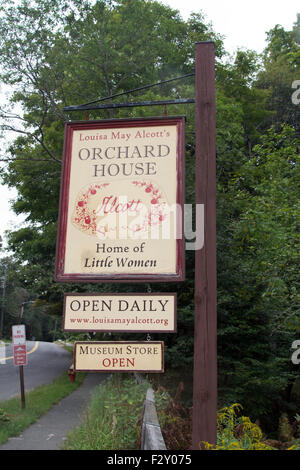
left=74, top=341, right=164, bottom=373
left=63, top=292, right=176, bottom=333
left=54, top=117, right=185, bottom=283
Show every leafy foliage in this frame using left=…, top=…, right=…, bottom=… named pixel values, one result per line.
left=255, top=17, right=300, bottom=134
left=213, top=404, right=273, bottom=450
left=63, top=374, right=148, bottom=450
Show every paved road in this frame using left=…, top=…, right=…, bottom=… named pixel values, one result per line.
left=0, top=341, right=72, bottom=401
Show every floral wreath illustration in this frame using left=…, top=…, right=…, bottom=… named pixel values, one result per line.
left=72, top=180, right=168, bottom=237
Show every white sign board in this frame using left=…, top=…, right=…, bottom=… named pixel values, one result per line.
left=12, top=325, right=27, bottom=366
left=12, top=325, right=26, bottom=345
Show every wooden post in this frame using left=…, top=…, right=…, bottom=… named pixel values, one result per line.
left=19, top=365, right=26, bottom=409
left=192, top=42, right=217, bottom=449
left=18, top=292, right=26, bottom=409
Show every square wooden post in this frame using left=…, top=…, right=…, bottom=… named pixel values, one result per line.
left=192, top=41, right=217, bottom=449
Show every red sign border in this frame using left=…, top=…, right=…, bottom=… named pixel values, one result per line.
left=54, top=116, right=185, bottom=283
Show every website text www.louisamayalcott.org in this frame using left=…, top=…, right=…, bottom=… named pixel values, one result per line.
left=69, top=316, right=169, bottom=327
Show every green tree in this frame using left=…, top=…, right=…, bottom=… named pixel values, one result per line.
left=0, top=0, right=223, bottom=303
left=218, top=125, right=300, bottom=428
left=217, top=49, right=269, bottom=149
left=0, top=257, right=24, bottom=338
left=254, top=18, right=300, bottom=133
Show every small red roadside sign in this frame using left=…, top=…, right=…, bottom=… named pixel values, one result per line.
left=13, top=344, right=27, bottom=366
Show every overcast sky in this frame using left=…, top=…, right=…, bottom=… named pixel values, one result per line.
left=162, top=0, right=299, bottom=54
left=0, top=0, right=299, bottom=250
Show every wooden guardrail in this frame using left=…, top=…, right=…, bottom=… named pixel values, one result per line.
left=134, top=373, right=166, bottom=450
left=141, top=387, right=167, bottom=450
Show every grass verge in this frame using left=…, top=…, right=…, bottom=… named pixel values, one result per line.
left=63, top=374, right=148, bottom=450
left=0, top=371, right=85, bottom=446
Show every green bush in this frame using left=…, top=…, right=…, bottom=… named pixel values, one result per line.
left=63, top=374, right=148, bottom=450
left=201, top=404, right=300, bottom=450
